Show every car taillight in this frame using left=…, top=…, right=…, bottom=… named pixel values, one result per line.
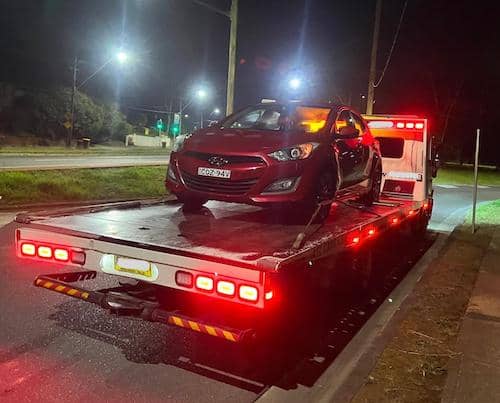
left=37, top=246, right=52, bottom=259
left=265, top=290, right=274, bottom=300
left=21, top=242, right=36, bottom=256
left=415, top=122, right=424, bottom=129
left=217, top=280, right=235, bottom=296
left=196, top=275, right=214, bottom=291
left=406, top=122, right=415, bottom=129
left=396, top=122, right=405, bottom=128
left=391, top=217, right=399, bottom=225
left=176, top=271, right=193, bottom=288
left=239, top=285, right=258, bottom=302
left=54, top=248, right=69, bottom=262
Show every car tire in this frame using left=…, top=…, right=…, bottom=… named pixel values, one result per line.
left=308, top=170, right=337, bottom=223
left=360, top=159, right=382, bottom=207
left=176, top=195, right=208, bottom=212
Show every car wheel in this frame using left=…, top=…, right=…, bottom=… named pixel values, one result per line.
left=360, top=159, right=382, bottom=207
left=176, top=195, right=208, bottom=212
left=309, top=171, right=336, bottom=223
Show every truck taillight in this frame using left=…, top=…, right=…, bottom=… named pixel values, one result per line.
left=37, top=246, right=52, bottom=259
left=239, top=285, right=258, bottom=302
left=54, top=248, right=69, bottom=262
left=196, top=275, right=214, bottom=291
left=217, top=280, right=235, bottom=296
left=21, top=243, right=36, bottom=256
left=18, top=241, right=85, bottom=265
left=175, top=271, right=193, bottom=287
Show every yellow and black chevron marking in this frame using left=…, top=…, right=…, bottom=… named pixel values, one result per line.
left=168, top=315, right=240, bottom=342
left=35, top=278, right=89, bottom=300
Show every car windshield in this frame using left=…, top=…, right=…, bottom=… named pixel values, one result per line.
left=221, top=104, right=332, bottom=133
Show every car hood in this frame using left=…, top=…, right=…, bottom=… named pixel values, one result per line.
left=184, top=128, right=316, bottom=155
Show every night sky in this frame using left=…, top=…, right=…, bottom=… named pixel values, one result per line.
left=1, top=0, right=499, bottom=162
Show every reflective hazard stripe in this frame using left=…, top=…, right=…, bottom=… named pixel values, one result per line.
left=168, top=315, right=240, bottom=342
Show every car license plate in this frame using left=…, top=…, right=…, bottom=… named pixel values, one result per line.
left=197, top=167, right=231, bottom=179
left=114, top=256, right=154, bottom=278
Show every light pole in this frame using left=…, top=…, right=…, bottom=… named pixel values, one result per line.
left=68, top=51, right=128, bottom=147
left=178, top=88, right=207, bottom=134
left=192, top=0, right=238, bottom=115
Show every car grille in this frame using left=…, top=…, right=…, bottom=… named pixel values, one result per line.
left=184, top=151, right=265, bottom=165
left=181, top=170, right=259, bottom=195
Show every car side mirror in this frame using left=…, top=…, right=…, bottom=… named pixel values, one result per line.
left=337, top=126, right=359, bottom=139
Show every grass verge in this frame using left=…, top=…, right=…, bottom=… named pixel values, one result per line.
left=0, top=145, right=170, bottom=155
left=0, top=166, right=167, bottom=206
left=435, top=166, right=500, bottom=186
left=352, top=201, right=500, bottom=402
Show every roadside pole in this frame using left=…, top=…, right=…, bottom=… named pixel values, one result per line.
left=226, top=0, right=238, bottom=115
left=68, top=56, right=78, bottom=147
left=366, top=0, right=382, bottom=115
left=472, top=128, right=480, bottom=233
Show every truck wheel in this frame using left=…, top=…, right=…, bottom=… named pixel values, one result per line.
left=410, top=212, right=429, bottom=238
left=177, top=195, right=208, bottom=212
left=360, top=159, right=382, bottom=207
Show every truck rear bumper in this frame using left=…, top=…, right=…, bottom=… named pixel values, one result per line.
left=34, top=271, right=255, bottom=343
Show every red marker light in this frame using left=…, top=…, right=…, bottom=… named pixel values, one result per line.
left=265, top=290, right=274, bottom=300
left=415, top=122, right=424, bottom=129
left=406, top=122, right=415, bottom=129
left=391, top=217, right=399, bottom=225
left=396, top=122, right=405, bottom=129
left=367, top=228, right=376, bottom=237
left=21, top=243, right=36, bottom=256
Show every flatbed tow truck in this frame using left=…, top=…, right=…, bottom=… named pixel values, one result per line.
left=14, top=115, right=435, bottom=344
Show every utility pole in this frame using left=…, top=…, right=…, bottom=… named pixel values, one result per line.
left=366, top=0, right=382, bottom=115
left=193, top=0, right=238, bottom=115
left=226, top=0, right=238, bottom=115
left=68, top=56, right=78, bottom=147
left=179, top=98, right=183, bottom=135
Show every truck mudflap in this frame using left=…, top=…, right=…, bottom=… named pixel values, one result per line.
left=33, top=271, right=254, bottom=343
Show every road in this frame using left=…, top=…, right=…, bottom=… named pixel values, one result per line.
left=0, top=186, right=498, bottom=402
left=0, top=155, right=169, bottom=170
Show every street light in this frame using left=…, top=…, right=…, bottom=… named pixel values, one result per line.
left=68, top=50, right=129, bottom=147
left=196, top=89, right=207, bottom=99
left=289, top=77, right=301, bottom=90
left=213, top=108, right=221, bottom=115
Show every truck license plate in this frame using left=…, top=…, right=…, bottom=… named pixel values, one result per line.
left=197, top=167, right=231, bottom=179
left=115, top=256, right=153, bottom=278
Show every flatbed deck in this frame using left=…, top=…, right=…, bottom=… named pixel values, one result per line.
left=16, top=198, right=418, bottom=272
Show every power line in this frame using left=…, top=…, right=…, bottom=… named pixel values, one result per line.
left=373, top=0, right=408, bottom=88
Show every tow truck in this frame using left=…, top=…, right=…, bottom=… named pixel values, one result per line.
left=14, top=114, right=434, bottom=344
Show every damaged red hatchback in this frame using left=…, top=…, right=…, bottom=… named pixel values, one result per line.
left=166, top=102, right=381, bottom=218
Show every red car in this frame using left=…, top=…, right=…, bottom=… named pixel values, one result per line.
left=166, top=102, right=381, bottom=219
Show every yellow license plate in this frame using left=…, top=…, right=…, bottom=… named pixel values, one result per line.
left=114, top=256, right=153, bottom=278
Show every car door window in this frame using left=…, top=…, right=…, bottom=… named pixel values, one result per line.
left=350, top=112, right=366, bottom=135
left=334, top=110, right=355, bottom=134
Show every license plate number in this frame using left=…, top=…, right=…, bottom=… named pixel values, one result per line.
left=197, top=167, right=231, bottom=178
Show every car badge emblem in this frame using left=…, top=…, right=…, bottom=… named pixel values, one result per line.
left=208, top=156, right=229, bottom=167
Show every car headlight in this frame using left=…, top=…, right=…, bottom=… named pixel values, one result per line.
left=173, top=134, right=190, bottom=152
left=268, top=143, right=319, bottom=162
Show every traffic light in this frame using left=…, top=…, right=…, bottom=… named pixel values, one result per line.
left=171, top=124, right=179, bottom=135
left=156, top=119, right=164, bottom=131
left=170, top=113, right=181, bottom=136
